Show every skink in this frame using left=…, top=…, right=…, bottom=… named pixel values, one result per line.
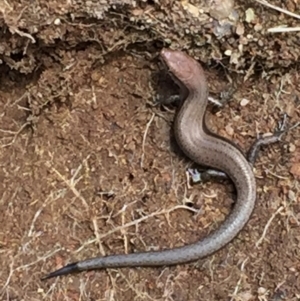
left=42, top=48, right=256, bottom=279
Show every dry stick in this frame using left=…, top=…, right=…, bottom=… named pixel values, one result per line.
left=255, top=0, right=300, bottom=20
left=255, top=206, right=284, bottom=247
left=92, top=217, right=106, bottom=257
left=92, top=217, right=117, bottom=289
left=10, top=27, right=36, bottom=43
left=74, top=204, right=199, bottom=254
left=0, top=122, right=30, bottom=148
left=28, top=192, right=62, bottom=237
left=9, top=92, right=28, bottom=107
left=50, top=159, right=90, bottom=209
left=3, top=0, right=12, bottom=9
left=230, top=257, right=249, bottom=301
left=268, top=27, right=300, bottom=33
left=243, top=61, right=256, bottom=83
left=255, top=0, right=300, bottom=33
left=264, top=169, right=289, bottom=180
left=1, top=260, right=14, bottom=295
left=121, top=205, right=129, bottom=254
left=17, top=249, right=61, bottom=271
left=141, top=112, right=155, bottom=168
left=1, top=248, right=61, bottom=295
left=117, top=271, right=156, bottom=300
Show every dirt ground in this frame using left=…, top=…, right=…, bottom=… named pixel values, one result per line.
left=1, top=1, right=300, bottom=301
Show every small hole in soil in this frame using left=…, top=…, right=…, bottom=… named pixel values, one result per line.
left=141, top=195, right=149, bottom=203
left=128, top=173, right=134, bottom=181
